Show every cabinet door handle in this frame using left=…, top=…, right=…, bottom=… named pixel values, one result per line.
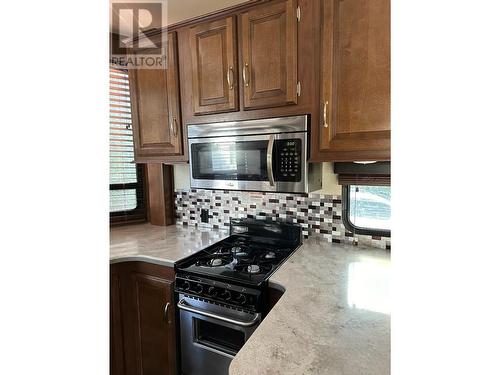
left=323, top=101, right=329, bottom=128
left=170, top=117, right=178, bottom=138
left=243, top=63, right=250, bottom=87
left=227, top=66, right=234, bottom=90
left=163, top=302, right=171, bottom=324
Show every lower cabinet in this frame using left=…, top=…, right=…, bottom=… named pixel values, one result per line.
left=111, top=262, right=177, bottom=375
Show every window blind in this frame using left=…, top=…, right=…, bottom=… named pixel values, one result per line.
left=109, top=68, right=146, bottom=224
left=334, top=162, right=391, bottom=186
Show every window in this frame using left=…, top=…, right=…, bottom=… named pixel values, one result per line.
left=109, top=67, right=146, bottom=225
left=335, top=162, right=391, bottom=237
left=343, top=185, right=391, bottom=236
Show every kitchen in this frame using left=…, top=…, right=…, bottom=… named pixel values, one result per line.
left=2, top=1, right=499, bottom=375
left=110, top=0, right=390, bottom=373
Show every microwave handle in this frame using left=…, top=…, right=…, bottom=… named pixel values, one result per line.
left=267, top=135, right=275, bottom=186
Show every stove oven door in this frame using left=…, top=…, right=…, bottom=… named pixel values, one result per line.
left=177, top=294, right=260, bottom=375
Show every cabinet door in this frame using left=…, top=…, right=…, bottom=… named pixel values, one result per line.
left=110, top=271, right=125, bottom=375
left=318, top=0, right=390, bottom=161
left=189, top=17, right=238, bottom=115
left=129, top=32, right=182, bottom=162
left=241, top=0, right=298, bottom=110
left=129, top=272, right=176, bottom=375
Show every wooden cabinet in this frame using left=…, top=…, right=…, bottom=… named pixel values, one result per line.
left=241, top=0, right=298, bottom=109
left=110, top=262, right=177, bottom=375
left=128, top=271, right=176, bottom=375
left=129, top=32, right=183, bottom=163
left=125, top=0, right=390, bottom=163
left=178, top=0, right=307, bottom=125
left=313, top=0, right=391, bottom=161
left=189, top=17, right=239, bottom=115
left=110, top=270, right=125, bottom=375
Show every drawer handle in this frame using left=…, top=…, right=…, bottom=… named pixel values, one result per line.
left=227, top=66, right=234, bottom=90
left=323, top=101, right=329, bottom=128
left=243, top=63, right=250, bottom=87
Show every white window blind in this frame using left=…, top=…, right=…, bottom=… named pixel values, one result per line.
left=109, top=68, right=145, bottom=221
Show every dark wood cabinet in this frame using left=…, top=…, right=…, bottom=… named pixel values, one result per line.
left=125, top=0, right=390, bottom=163
left=128, top=272, right=176, bottom=375
left=178, top=0, right=310, bottom=127
left=241, top=0, right=298, bottom=109
left=312, top=0, right=391, bottom=161
left=129, top=32, right=184, bottom=163
left=111, top=270, right=126, bottom=375
left=110, top=262, right=177, bottom=375
left=189, top=17, right=239, bottom=115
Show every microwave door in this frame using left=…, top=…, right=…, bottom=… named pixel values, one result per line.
left=189, top=134, right=274, bottom=191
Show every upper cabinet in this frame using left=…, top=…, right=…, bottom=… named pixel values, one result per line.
left=241, top=0, right=298, bottom=109
left=189, top=17, right=239, bottom=115
left=313, top=0, right=391, bottom=161
left=129, top=32, right=184, bottom=163
left=177, top=0, right=309, bottom=127
left=125, top=0, right=390, bottom=163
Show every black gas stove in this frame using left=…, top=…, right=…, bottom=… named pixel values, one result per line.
left=174, top=218, right=302, bottom=312
left=175, top=219, right=301, bottom=375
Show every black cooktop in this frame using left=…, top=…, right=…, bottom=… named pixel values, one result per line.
left=175, top=219, right=302, bottom=286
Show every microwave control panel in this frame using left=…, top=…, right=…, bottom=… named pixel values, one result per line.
left=274, top=139, right=302, bottom=181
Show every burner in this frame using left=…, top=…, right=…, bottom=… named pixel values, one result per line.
left=209, top=258, right=223, bottom=267
left=196, top=254, right=233, bottom=268
left=264, top=251, right=276, bottom=259
left=229, top=246, right=246, bottom=256
left=247, top=265, right=260, bottom=274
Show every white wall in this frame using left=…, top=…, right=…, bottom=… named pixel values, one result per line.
left=173, top=162, right=342, bottom=196
left=314, top=162, right=342, bottom=196
left=173, top=164, right=190, bottom=191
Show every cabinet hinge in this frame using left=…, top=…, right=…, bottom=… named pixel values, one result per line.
left=297, top=6, right=301, bottom=22
left=297, top=81, right=301, bottom=97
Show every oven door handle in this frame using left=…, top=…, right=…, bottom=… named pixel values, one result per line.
left=177, top=299, right=260, bottom=327
left=267, top=134, right=275, bottom=186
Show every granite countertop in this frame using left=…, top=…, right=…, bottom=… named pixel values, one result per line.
left=110, top=223, right=229, bottom=266
left=110, top=224, right=390, bottom=375
left=229, top=238, right=390, bottom=375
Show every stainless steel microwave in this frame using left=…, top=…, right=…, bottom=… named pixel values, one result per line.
left=187, top=115, right=321, bottom=193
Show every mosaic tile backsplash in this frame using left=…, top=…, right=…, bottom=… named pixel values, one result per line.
left=175, top=189, right=390, bottom=250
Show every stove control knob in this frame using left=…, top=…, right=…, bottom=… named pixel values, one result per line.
left=207, top=287, right=217, bottom=297
left=180, top=281, right=191, bottom=291
left=194, top=283, right=203, bottom=294
left=235, top=293, right=247, bottom=305
left=221, top=290, right=232, bottom=301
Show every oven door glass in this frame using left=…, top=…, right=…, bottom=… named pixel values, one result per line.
left=191, top=140, right=269, bottom=181
left=194, top=317, right=245, bottom=356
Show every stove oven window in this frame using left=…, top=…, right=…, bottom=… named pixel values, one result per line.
left=191, top=140, right=268, bottom=181
left=194, top=318, right=245, bottom=355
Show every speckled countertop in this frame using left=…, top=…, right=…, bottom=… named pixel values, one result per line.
left=110, top=223, right=229, bottom=266
left=229, top=238, right=390, bottom=375
left=110, top=224, right=390, bottom=375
